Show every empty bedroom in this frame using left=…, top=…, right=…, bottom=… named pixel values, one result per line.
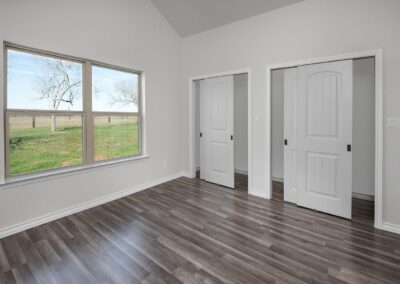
left=0, top=0, right=399, bottom=283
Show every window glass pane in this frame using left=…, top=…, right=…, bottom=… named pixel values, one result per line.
left=94, top=116, right=139, bottom=161
left=7, top=49, right=83, bottom=111
left=92, top=66, right=139, bottom=113
left=8, top=115, right=83, bottom=175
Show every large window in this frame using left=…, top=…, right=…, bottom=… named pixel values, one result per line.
left=5, top=45, right=143, bottom=177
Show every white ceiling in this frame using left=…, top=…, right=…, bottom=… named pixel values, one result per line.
left=151, top=0, right=305, bottom=37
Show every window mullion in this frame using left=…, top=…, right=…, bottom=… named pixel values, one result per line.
left=84, top=62, right=94, bottom=164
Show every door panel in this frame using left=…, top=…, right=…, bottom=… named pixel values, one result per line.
left=307, top=73, right=339, bottom=137
left=297, top=60, right=353, bottom=219
left=306, top=152, right=338, bottom=197
left=200, top=76, right=234, bottom=188
left=284, top=68, right=298, bottom=203
left=199, top=80, right=206, bottom=180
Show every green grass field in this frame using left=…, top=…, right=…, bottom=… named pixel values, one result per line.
left=9, top=117, right=139, bottom=175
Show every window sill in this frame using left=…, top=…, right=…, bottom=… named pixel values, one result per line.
left=1, top=154, right=150, bottom=190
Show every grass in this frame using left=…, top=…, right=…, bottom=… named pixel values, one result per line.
left=94, top=122, right=139, bottom=161
left=9, top=121, right=139, bottom=175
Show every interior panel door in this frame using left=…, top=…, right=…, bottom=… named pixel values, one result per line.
left=200, top=76, right=234, bottom=188
left=296, top=60, right=353, bottom=219
left=283, top=68, right=298, bottom=204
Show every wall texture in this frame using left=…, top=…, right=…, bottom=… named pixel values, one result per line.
left=233, top=74, right=248, bottom=172
left=271, top=70, right=284, bottom=180
left=0, top=0, right=183, bottom=233
left=181, top=0, right=400, bottom=228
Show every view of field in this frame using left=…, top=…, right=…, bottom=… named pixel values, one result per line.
left=9, top=115, right=139, bottom=175
left=7, top=49, right=140, bottom=176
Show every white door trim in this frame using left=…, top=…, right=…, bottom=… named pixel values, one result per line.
left=188, top=68, right=252, bottom=191
left=266, top=49, right=383, bottom=230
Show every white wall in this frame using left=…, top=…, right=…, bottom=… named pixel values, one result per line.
left=182, top=0, right=400, bottom=228
left=353, top=58, right=375, bottom=196
left=234, top=74, right=248, bottom=172
left=195, top=75, right=248, bottom=172
left=0, top=0, right=183, bottom=234
left=271, top=70, right=284, bottom=180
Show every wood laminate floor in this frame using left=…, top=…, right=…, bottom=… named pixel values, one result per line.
left=0, top=176, right=399, bottom=284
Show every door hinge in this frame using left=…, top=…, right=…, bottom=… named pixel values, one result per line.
left=284, top=139, right=288, bottom=146
left=231, top=135, right=233, bottom=141
left=347, top=144, right=352, bottom=152
left=200, top=132, right=203, bottom=138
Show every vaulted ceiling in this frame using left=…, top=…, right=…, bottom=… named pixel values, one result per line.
left=151, top=0, right=305, bottom=37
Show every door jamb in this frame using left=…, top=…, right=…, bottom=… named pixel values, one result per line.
left=188, top=68, right=252, bottom=191
left=266, top=50, right=383, bottom=229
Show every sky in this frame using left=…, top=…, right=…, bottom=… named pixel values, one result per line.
left=7, top=49, right=139, bottom=113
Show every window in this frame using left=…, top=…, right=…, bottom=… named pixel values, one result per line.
left=5, top=45, right=143, bottom=177
left=92, top=66, right=140, bottom=161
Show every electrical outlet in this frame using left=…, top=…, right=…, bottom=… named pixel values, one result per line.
left=388, top=117, right=400, bottom=128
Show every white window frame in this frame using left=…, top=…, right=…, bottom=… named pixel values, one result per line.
left=2, top=42, right=147, bottom=185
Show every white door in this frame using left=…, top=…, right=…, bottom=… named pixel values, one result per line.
left=295, top=60, right=353, bottom=219
left=283, top=68, right=298, bottom=204
left=200, top=76, right=234, bottom=188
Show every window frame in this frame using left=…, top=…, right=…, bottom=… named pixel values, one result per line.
left=3, top=43, right=145, bottom=179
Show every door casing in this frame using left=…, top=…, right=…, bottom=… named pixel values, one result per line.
left=188, top=69, right=252, bottom=191
left=267, top=50, right=383, bottom=229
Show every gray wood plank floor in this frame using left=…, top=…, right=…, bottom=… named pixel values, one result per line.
left=0, top=175, right=399, bottom=284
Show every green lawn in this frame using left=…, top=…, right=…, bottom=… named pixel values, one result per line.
left=94, top=122, right=139, bottom=161
left=9, top=122, right=139, bottom=175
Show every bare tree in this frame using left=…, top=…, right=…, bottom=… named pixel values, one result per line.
left=37, top=59, right=82, bottom=132
left=110, top=80, right=138, bottom=107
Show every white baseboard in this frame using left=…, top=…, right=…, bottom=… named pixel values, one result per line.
left=182, top=171, right=195, bottom=178
left=352, top=192, right=374, bottom=201
left=195, top=169, right=249, bottom=175
left=235, top=169, right=248, bottom=175
left=382, top=222, right=400, bottom=235
left=0, top=171, right=185, bottom=239
left=272, top=177, right=284, bottom=183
